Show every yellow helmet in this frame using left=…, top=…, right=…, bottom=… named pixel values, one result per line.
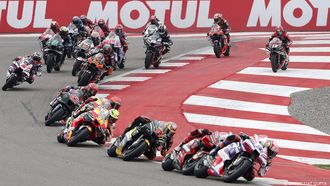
left=166, top=122, right=177, bottom=133
left=109, top=109, right=119, bottom=119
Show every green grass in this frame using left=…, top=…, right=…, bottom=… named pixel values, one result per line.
left=315, top=164, right=330, bottom=170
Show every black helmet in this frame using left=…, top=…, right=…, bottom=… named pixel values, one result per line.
left=32, top=52, right=42, bottom=61
left=59, top=26, right=68, bottom=37
left=102, top=44, right=112, bottom=55
left=72, top=16, right=81, bottom=25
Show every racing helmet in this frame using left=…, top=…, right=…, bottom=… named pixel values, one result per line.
left=158, top=23, right=166, bottom=35
left=80, top=14, right=87, bottom=24
left=72, top=16, right=81, bottom=26
left=32, top=52, right=42, bottom=62
left=265, top=140, right=279, bottom=159
left=98, top=19, right=106, bottom=28
left=82, top=83, right=99, bottom=97
left=165, top=122, right=177, bottom=134
left=109, top=109, right=120, bottom=123
left=102, top=44, right=112, bottom=55
left=59, top=26, right=69, bottom=37
left=91, top=31, right=101, bottom=46
left=110, top=96, right=121, bottom=110
left=276, top=26, right=284, bottom=36
left=213, top=13, right=222, bottom=23
left=150, top=15, right=157, bottom=24
left=115, top=24, right=123, bottom=34
left=50, top=21, right=59, bottom=31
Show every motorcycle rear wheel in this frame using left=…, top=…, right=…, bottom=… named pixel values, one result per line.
left=161, top=154, right=174, bottom=171
left=122, top=140, right=148, bottom=161
left=72, top=60, right=82, bottom=76
left=2, top=74, right=16, bottom=91
left=46, top=56, right=54, bottom=73
left=224, top=45, right=231, bottom=56
left=222, top=157, right=252, bottom=183
left=182, top=156, right=202, bottom=175
left=67, top=127, right=91, bottom=147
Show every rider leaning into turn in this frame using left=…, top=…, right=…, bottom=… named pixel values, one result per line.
left=59, top=83, right=99, bottom=102
left=116, top=118, right=178, bottom=159
left=208, top=132, right=279, bottom=180
left=213, top=13, right=231, bottom=44
left=10, top=52, right=42, bottom=84
left=268, top=26, right=293, bottom=55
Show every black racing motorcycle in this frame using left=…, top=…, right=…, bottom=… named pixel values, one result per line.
left=266, top=37, right=288, bottom=73
left=45, top=90, right=82, bottom=126
left=45, top=34, right=64, bottom=73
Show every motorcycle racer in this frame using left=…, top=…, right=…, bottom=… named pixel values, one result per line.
left=9, top=52, right=42, bottom=84
left=268, top=26, right=293, bottom=55
left=212, top=13, right=230, bottom=44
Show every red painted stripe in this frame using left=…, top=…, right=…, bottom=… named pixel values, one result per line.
left=227, top=74, right=330, bottom=88
left=197, top=88, right=291, bottom=105
left=183, top=104, right=300, bottom=124
left=254, top=62, right=330, bottom=69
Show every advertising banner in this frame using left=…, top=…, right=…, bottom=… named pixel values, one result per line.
left=0, top=0, right=329, bottom=33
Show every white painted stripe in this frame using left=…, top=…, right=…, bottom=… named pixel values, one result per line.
left=98, top=85, right=130, bottom=90
left=209, top=80, right=308, bottom=97
left=184, top=95, right=289, bottom=115
left=109, top=77, right=151, bottom=82
left=239, top=67, right=330, bottom=80
left=131, top=69, right=171, bottom=74
left=183, top=113, right=327, bottom=136
left=291, top=34, right=330, bottom=37
left=260, top=47, right=330, bottom=52
left=160, top=62, right=189, bottom=67
left=193, top=48, right=214, bottom=55
left=272, top=139, right=330, bottom=153
left=305, top=36, right=330, bottom=40
left=262, top=56, right=330, bottom=63
left=95, top=94, right=109, bottom=99
left=174, top=56, right=205, bottom=61
left=293, top=40, right=330, bottom=45
left=278, top=155, right=330, bottom=165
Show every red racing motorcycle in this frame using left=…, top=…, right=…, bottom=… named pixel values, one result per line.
left=266, top=37, right=289, bottom=73
left=208, top=24, right=231, bottom=58
left=162, top=131, right=222, bottom=175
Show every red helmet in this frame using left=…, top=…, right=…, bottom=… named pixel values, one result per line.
left=98, top=19, right=105, bottom=27
left=115, top=24, right=123, bottom=33
left=50, top=21, right=59, bottom=31
left=213, top=13, right=222, bottom=23
left=266, top=140, right=279, bottom=159
left=150, top=15, right=157, bottom=24
left=110, top=96, right=122, bottom=109
left=82, top=83, right=99, bottom=97
left=276, top=26, right=284, bottom=36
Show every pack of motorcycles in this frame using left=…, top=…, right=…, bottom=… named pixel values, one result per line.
left=1, top=24, right=290, bottom=183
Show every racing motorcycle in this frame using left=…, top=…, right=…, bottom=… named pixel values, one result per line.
left=162, top=131, right=222, bottom=175
left=57, top=108, right=110, bottom=146
left=107, top=122, right=166, bottom=161
left=194, top=137, right=261, bottom=183
left=68, top=23, right=87, bottom=51
left=208, top=24, right=231, bottom=58
left=77, top=52, right=109, bottom=86
left=71, top=38, right=93, bottom=76
left=44, top=34, right=64, bottom=73
left=108, top=32, right=125, bottom=69
left=44, top=89, right=82, bottom=126
left=39, top=29, right=55, bottom=61
left=266, top=37, right=289, bottom=73
left=143, top=25, right=164, bottom=69
left=2, top=59, right=41, bottom=91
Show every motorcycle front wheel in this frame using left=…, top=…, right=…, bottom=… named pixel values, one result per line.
left=270, top=53, right=279, bottom=73
left=67, top=127, right=91, bottom=146
left=222, top=157, right=252, bottom=183
left=78, top=71, right=91, bottom=86
left=107, top=143, right=118, bottom=157
left=194, top=158, right=209, bottom=178
left=213, top=41, right=221, bottom=58
left=161, top=154, right=174, bottom=171
left=2, top=74, right=16, bottom=91
left=122, top=140, right=148, bottom=161
left=145, top=51, right=153, bottom=69
left=45, top=106, right=65, bottom=126
left=182, top=156, right=203, bottom=175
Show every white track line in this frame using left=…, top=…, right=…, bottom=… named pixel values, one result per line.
left=293, top=40, right=330, bottom=45
left=108, top=77, right=151, bottom=82
left=260, top=47, right=330, bottom=52
left=160, top=62, right=189, bottom=67
left=209, top=80, right=308, bottom=97
left=262, top=56, right=330, bottom=63
left=184, top=113, right=327, bottom=136
left=239, top=67, right=330, bottom=80
left=193, top=47, right=214, bottom=55
left=184, top=95, right=289, bottom=115
left=278, top=155, right=330, bottom=165
left=131, top=69, right=171, bottom=74
left=304, top=36, right=330, bottom=40
left=173, top=56, right=205, bottom=61
left=98, top=85, right=130, bottom=90
left=272, top=139, right=330, bottom=153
